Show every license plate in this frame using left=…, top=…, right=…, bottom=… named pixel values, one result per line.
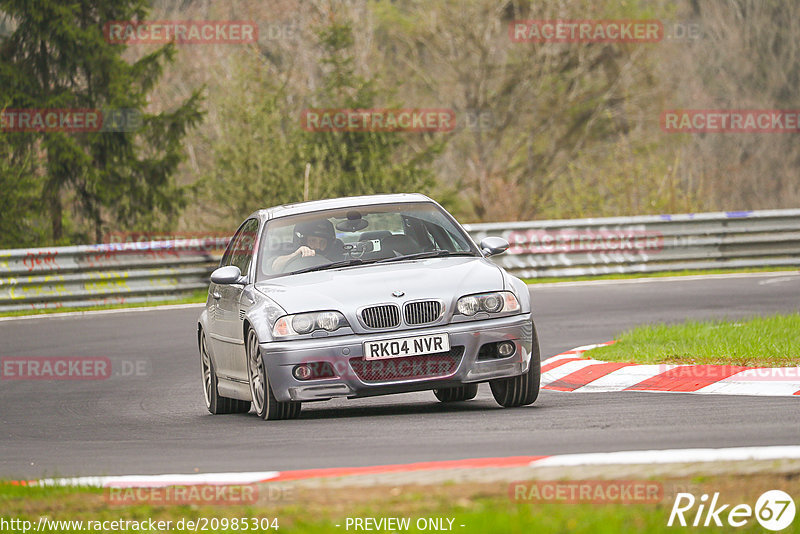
left=364, top=333, right=450, bottom=361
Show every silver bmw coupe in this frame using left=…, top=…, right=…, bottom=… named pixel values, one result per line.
left=197, top=194, right=540, bottom=420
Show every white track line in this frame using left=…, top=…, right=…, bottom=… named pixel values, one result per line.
left=541, top=343, right=614, bottom=370
left=697, top=375, right=800, bottom=397
left=531, top=446, right=800, bottom=467
left=541, top=353, right=581, bottom=365
left=568, top=343, right=615, bottom=353
left=35, top=471, right=279, bottom=487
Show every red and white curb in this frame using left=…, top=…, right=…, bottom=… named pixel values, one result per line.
left=12, top=446, right=800, bottom=488
left=542, top=342, right=800, bottom=396
left=14, top=458, right=547, bottom=487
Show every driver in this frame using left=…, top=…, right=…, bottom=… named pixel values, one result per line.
left=272, top=219, right=343, bottom=272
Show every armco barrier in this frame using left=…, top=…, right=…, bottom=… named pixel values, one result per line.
left=464, top=209, right=800, bottom=279
left=0, top=209, right=798, bottom=311
left=0, top=239, right=227, bottom=312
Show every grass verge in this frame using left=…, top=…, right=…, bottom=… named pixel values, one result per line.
left=523, top=266, right=798, bottom=284
left=585, top=313, right=800, bottom=366
left=1, top=472, right=798, bottom=533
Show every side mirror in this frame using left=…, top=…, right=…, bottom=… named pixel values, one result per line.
left=210, top=265, right=244, bottom=285
left=479, top=236, right=509, bottom=257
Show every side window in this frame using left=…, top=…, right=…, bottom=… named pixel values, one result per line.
left=220, top=236, right=235, bottom=267
left=229, top=219, right=259, bottom=278
left=221, top=222, right=251, bottom=267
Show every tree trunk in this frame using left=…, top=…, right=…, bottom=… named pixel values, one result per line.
left=45, top=179, right=62, bottom=242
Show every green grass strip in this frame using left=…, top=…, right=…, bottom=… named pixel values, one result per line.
left=0, top=480, right=790, bottom=533
left=586, top=313, right=800, bottom=367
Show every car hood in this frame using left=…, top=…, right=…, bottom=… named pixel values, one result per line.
left=255, top=257, right=503, bottom=314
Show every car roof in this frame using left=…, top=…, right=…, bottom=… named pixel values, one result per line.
left=248, top=193, right=435, bottom=221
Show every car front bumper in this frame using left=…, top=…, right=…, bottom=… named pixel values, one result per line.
left=260, top=313, right=533, bottom=402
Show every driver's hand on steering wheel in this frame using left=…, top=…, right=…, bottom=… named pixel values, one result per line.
left=295, top=246, right=315, bottom=257
left=271, top=245, right=317, bottom=273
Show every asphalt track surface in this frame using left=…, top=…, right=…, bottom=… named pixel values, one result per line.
left=1, top=273, right=798, bottom=479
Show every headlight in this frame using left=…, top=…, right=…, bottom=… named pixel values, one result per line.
left=482, top=293, right=503, bottom=313
left=316, top=311, right=342, bottom=331
left=292, top=314, right=315, bottom=334
left=456, top=296, right=480, bottom=316
left=273, top=311, right=348, bottom=338
left=456, top=291, right=520, bottom=317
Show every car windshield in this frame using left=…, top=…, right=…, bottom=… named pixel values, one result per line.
left=257, top=202, right=479, bottom=280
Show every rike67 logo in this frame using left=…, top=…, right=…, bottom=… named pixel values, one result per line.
left=668, top=490, right=796, bottom=531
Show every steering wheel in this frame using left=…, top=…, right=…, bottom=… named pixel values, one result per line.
left=282, top=252, right=328, bottom=272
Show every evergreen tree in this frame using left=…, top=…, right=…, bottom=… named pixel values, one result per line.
left=0, top=0, right=203, bottom=244
left=302, top=19, right=440, bottom=200
left=0, top=129, right=42, bottom=248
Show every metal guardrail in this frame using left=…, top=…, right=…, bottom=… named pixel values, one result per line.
left=0, top=239, right=226, bottom=312
left=1, top=209, right=798, bottom=312
left=465, top=208, right=800, bottom=279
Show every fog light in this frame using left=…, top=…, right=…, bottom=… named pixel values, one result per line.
left=293, top=364, right=312, bottom=380
left=498, top=341, right=515, bottom=357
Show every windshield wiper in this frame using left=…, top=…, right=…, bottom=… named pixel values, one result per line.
left=289, top=258, right=368, bottom=275
left=376, top=250, right=475, bottom=263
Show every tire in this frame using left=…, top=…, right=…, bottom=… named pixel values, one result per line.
left=246, top=327, right=301, bottom=420
left=489, top=323, right=541, bottom=408
left=200, top=331, right=251, bottom=415
left=433, top=383, right=479, bottom=402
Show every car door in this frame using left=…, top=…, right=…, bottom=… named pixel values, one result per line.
left=207, top=218, right=258, bottom=381
left=206, top=232, right=235, bottom=374
left=223, top=218, right=260, bottom=381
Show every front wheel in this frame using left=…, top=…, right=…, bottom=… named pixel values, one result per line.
left=246, top=327, right=301, bottom=420
left=489, top=325, right=541, bottom=408
left=433, top=383, right=479, bottom=402
left=200, top=331, right=250, bottom=414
